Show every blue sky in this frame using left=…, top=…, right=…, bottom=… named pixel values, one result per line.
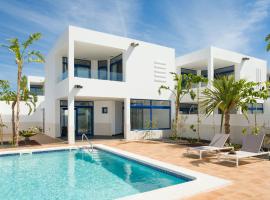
left=0, top=0, right=270, bottom=89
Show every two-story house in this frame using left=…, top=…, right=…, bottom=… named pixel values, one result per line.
left=44, top=26, right=175, bottom=144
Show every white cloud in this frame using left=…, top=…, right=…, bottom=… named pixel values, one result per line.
left=0, top=0, right=140, bottom=37
left=167, top=0, right=270, bottom=54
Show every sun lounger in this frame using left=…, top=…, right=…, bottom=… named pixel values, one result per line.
left=186, top=133, right=233, bottom=159
left=218, top=133, right=270, bottom=167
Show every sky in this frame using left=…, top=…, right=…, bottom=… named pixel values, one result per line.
left=0, top=0, right=270, bottom=89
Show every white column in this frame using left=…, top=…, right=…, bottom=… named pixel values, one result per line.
left=124, top=98, right=130, bottom=139
left=68, top=35, right=75, bottom=145
left=92, top=60, right=98, bottom=79
left=68, top=96, right=75, bottom=144
left=207, top=48, right=214, bottom=86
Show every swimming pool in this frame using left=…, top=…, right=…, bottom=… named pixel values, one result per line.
left=0, top=145, right=231, bottom=199
left=0, top=147, right=190, bottom=200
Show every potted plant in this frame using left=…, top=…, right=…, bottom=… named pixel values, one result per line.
left=19, top=127, right=40, bottom=142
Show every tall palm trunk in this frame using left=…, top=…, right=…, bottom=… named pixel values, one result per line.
left=15, top=63, right=22, bottom=146
left=224, top=110, right=230, bottom=134
left=11, top=101, right=16, bottom=144
left=174, top=99, right=179, bottom=138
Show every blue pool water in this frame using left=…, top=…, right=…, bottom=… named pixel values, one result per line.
left=0, top=149, right=190, bottom=200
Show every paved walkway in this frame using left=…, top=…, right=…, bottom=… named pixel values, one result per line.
left=0, top=135, right=269, bottom=200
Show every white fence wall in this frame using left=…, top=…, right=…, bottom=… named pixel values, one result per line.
left=0, top=98, right=44, bottom=135
left=178, top=114, right=270, bottom=146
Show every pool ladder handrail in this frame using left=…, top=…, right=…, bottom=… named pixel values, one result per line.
left=81, top=134, right=94, bottom=152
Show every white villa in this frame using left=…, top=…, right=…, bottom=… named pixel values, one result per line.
left=0, top=26, right=269, bottom=145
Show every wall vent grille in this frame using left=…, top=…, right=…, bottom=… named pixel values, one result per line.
left=154, top=61, right=167, bottom=83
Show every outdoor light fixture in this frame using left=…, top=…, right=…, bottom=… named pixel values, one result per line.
left=242, top=57, right=250, bottom=61
left=130, top=42, right=139, bottom=47
left=74, top=84, right=83, bottom=89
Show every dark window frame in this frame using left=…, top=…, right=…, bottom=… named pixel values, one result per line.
left=130, top=99, right=171, bottom=130
left=30, top=85, right=44, bottom=96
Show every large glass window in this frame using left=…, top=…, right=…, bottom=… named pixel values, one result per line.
left=130, top=99, right=171, bottom=130
left=74, top=59, right=91, bottom=78
left=98, top=60, right=108, bottom=80
left=179, top=103, right=198, bottom=114
left=110, top=54, right=123, bottom=81
left=214, top=66, right=234, bottom=78
left=30, top=85, right=44, bottom=96
left=247, top=103, right=264, bottom=114
left=181, top=68, right=197, bottom=88
left=181, top=68, right=196, bottom=75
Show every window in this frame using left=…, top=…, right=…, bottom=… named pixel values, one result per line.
left=201, top=70, right=208, bottom=78
left=179, top=103, right=198, bottom=114
left=181, top=68, right=197, bottom=88
left=110, top=54, right=122, bottom=81
left=130, top=99, right=171, bottom=130
left=74, top=59, right=91, bottom=78
left=214, top=66, right=234, bottom=78
left=30, top=85, right=44, bottom=96
left=247, top=103, right=264, bottom=114
left=181, top=68, right=196, bottom=75
left=62, top=57, right=68, bottom=73
left=98, top=60, right=108, bottom=80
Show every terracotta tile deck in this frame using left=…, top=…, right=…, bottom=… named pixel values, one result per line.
left=1, top=135, right=270, bottom=200
left=94, top=139, right=270, bottom=200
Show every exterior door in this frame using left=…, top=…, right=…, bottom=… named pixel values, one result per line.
left=60, top=107, right=93, bottom=137
left=75, top=107, right=93, bottom=136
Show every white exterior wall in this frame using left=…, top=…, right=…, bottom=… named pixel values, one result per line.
left=44, top=26, right=175, bottom=142
left=94, top=100, right=115, bottom=136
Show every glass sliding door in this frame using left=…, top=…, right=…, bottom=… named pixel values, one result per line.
left=60, top=108, right=68, bottom=137
left=76, top=107, right=93, bottom=136
left=60, top=101, right=94, bottom=138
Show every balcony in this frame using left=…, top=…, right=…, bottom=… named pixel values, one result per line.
left=58, top=54, right=123, bottom=82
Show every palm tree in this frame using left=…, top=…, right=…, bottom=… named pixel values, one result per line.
left=265, top=34, right=270, bottom=51
left=1, top=33, right=44, bottom=146
left=0, top=76, right=37, bottom=145
left=201, top=76, right=249, bottom=135
left=159, top=72, right=205, bottom=138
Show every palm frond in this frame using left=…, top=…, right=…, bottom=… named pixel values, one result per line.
left=22, top=33, right=42, bottom=50
left=267, top=43, right=270, bottom=52
left=7, top=38, right=21, bottom=61
left=27, top=50, right=45, bottom=63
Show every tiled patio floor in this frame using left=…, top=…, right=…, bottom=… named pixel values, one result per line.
left=96, top=139, right=270, bottom=200
left=1, top=135, right=269, bottom=200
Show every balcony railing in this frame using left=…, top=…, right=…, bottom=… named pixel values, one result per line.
left=57, top=70, right=123, bottom=82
